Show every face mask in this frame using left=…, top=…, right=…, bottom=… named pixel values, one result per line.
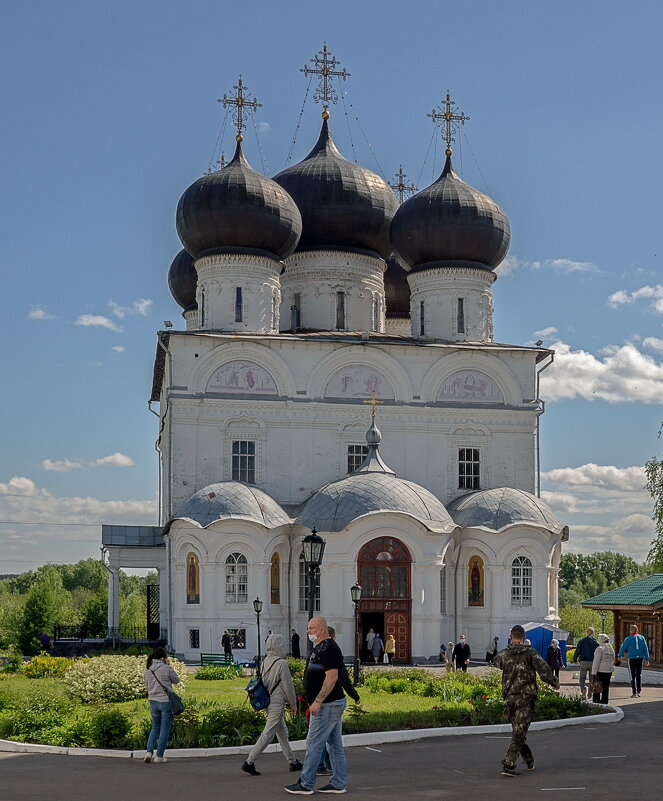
left=460, top=638, right=465, bottom=643
left=308, top=634, right=318, bottom=644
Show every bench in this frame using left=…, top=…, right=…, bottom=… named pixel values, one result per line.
left=200, top=652, right=234, bottom=666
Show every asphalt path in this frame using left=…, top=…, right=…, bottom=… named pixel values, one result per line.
left=1, top=681, right=660, bottom=801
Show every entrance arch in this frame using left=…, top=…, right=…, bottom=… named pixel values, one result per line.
left=358, top=536, right=412, bottom=663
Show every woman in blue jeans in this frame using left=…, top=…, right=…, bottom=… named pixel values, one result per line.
left=143, top=646, right=180, bottom=763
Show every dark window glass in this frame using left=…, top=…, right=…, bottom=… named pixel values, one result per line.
left=336, top=291, right=346, bottom=330
left=458, top=447, right=480, bottom=489
left=457, top=297, right=465, bottom=333
left=235, top=287, right=243, bottom=322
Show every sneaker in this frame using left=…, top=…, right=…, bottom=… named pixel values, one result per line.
left=631, top=693, right=637, bottom=698
left=143, top=752, right=153, bottom=763
left=318, top=785, right=347, bottom=794
left=636, top=692, right=641, bottom=697
left=241, top=761, right=260, bottom=776
left=525, top=759, right=535, bottom=771
left=290, top=760, right=303, bottom=772
left=501, top=765, right=521, bottom=777
left=284, top=782, right=314, bottom=795
left=316, top=767, right=333, bottom=776
left=152, top=756, right=167, bottom=764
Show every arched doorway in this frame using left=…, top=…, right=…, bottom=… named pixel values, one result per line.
left=357, top=536, right=412, bottom=663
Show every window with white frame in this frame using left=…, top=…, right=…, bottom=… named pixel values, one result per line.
left=232, top=440, right=256, bottom=484
left=225, top=552, right=248, bottom=603
left=347, top=443, right=369, bottom=473
left=511, top=555, right=532, bottom=606
left=458, top=448, right=480, bottom=490
left=298, top=551, right=321, bottom=612
left=440, top=568, right=447, bottom=615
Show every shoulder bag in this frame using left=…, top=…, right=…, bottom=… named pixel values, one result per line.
left=151, top=664, right=184, bottom=715
left=246, top=658, right=282, bottom=711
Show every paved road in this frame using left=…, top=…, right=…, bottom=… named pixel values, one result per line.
left=1, top=681, right=661, bottom=801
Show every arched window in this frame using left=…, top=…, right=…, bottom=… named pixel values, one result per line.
left=358, top=537, right=411, bottom=600
left=225, top=553, right=248, bottom=604
left=270, top=552, right=280, bottom=605
left=511, top=556, right=532, bottom=606
left=468, top=556, right=484, bottom=607
left=186, top=552, right=200, bottom=604
left=299, top=551, right=320, bottom=612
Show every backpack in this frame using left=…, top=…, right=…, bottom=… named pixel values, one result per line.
left=245, top=659, right=282, bottom=711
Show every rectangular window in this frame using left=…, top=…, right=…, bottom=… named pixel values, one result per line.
left=420, top=300, right=425, bottom=336
left=458, top=448, right=480, bottom=490
left=511, top=558, right=533, bottom=606
left=440, top=569, right=447, bottom=615
left=336, top=291, right=346, bottom=330
left=200, top=289, right=205, bottom=327
left=299, top=558, right=321, bottom=612
left=232, top=440, right=256, bottom=484
left=372, top=297, right=379, bottom=331
left=271, top=293, right=277, bottom=330
left=188, top=629, right=200, bottom=649
left=347, top=444, right=369, bottom=473
left=457, top=297, right=465, bottom=333
left=294, top=292, right=302, bottom=329
left=235, top=287, right=243, bottom=322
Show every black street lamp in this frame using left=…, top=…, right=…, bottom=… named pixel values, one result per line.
left=302, top=527, right=326, bottom=655
left=350, top=582, right=363, bottom=685
left=253, top=596, right=263, bottom=675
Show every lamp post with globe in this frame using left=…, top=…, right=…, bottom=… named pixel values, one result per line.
left=302, top=527, right=326, bottom=655
left=253, top=596, right=263, bottom=675
left=350, top=582, right=363, bottom=685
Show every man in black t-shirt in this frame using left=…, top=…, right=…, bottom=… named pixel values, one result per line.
left=284, top=616, right=348, bottom=795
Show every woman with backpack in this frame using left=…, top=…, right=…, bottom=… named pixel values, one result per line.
left=241, top=634, right=303, bottom=776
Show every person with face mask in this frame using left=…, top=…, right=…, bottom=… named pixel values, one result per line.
left=284, top=616, right=347, bottom=795
left=452, top=635, right=471, bottom=672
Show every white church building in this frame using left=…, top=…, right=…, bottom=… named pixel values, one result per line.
left=101, top=79, right=568, bottom=663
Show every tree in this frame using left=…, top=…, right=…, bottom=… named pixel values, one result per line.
left=645, top=450, right=663, bottom=570
left=17, top=566, right=69, bottom=654
left=559, top=552, right=647, bottom=593
left=559, top=606, right=613, bottom=643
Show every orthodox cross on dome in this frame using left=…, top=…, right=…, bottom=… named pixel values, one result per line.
left=300, top=43, right=350, bottom=119
left=218, top=76, right=262, bottom=143
left=363, top=391, right=383, bottom=420
left=427, top=91, right=470, bottom=155
left=389, top=165, right=417, bottom=204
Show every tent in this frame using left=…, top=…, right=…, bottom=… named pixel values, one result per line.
left=523, top=622, right=570, bottom=666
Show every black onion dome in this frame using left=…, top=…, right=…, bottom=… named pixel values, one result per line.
left=168, top=249, right=197, bottom=311
left=390, top=154, right=510, bottom=271
left=384, top=254, right=410, bottom=318
left=273, top=120, right=398, bottom=259
left=176, top=141, right=302, bottom=260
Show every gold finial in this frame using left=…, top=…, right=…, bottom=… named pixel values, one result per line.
left=389, top=165, right=417, bottom=204
left=428, top=90, right=470, bottom=151
left=218, top=75, right=262, bottom=143
left=362, top=391, right=383, bottom=420
left=301, top=42, right=350, bottom=119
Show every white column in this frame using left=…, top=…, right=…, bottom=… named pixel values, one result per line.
left=107, top=566, right=120, bottom=635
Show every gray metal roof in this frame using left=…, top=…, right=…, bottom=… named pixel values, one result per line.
left=166, top=482, right=291, bottom=531
left=102, top=525, right=164, bottom=547
left=447, top=487, right=568, bottom=537
left=296, top=472, right=455, bottom=533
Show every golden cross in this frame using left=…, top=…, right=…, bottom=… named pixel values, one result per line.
left=218, top=76, right=262, bottom=143
left=300, top=43, right=350, bottom=117
left=427, top=91, right=470, bottom=155
left=363, top=392, right=383, bottom=419
left=389, top=165, right=417, bottom=205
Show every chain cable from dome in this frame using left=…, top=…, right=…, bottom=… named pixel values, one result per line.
left=285, top=75, right=312, bottom=166
left=206, top=106, right=230, bottom=175
left=415, top=126, right=436, bottom=189
left=337, top=76, right=388, bottom=180
left=461, top=128, right=491, bottom=195
left=250, top=110, right=269, bottom=174
left=337, top=74, right=358, bottom=163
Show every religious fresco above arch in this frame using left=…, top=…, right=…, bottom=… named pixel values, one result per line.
left=436, top=370, right=504, bottom=403
left=206, top=360, right=278, bottom=395
left=324, top=365, right=395, bottom=400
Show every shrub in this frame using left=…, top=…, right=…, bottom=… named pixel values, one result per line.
left=0, top=692, right=75, bottom=743
left=0, top=653, right=24, bottom=674
left=23, top=652, right=74, bottom=679
left=89, top=707, right=131, bottom=748
left=64, top=655, right=188, bottom=704
left=196, top=664, right=243, bottom=681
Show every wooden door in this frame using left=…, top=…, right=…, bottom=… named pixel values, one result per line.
left=385, top=612, right=410, bottom=663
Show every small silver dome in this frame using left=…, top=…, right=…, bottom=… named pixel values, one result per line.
left=447, top=487, right=568, bottom=537
left=296, top=472, right=455, bottom=533
left=165, top=482, right=291, bottom=531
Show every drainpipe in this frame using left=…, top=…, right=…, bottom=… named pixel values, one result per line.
left=287, top=524, right=295, bottom=639
left=535, top=352, right=554, bottom=498
left=453, top=543, right=461, bottom=643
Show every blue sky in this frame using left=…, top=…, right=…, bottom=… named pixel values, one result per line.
left=1, top=0, right=661, bottom=571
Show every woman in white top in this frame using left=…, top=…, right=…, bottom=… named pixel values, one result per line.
left=143, top=646, right=181, bottom=763
left=591, top=633, right=615, bottom=705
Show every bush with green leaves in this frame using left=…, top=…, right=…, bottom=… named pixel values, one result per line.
left=0, top=692, right=75, bottom=743
left=195, top=664, right=243, bottom=681
left=23, top=652, right=74, bottom=679
left=89, top=707, right=131, bottom=748
left=64, top=655, right=188, bottom=703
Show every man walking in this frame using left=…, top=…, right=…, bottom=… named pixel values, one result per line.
left=618, top=624, right=650, bottom=697
left=221, top=630, right=233, bottom=658
left=285, top=616, right=347, bottom=795
left=452, top=634, right=471, bottom=672
left=574, top=627, right=599, bottom=699
left=492, top=624, right=560, bottom=777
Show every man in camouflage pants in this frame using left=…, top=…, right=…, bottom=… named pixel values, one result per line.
left=492, top=625, right=560, bottom=777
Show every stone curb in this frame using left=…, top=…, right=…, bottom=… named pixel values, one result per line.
left=0, top=706, right=623, bottom=758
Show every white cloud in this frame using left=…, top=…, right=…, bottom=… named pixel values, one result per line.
left=496, top=255, right=598, bottom=277
left=111, top=345, right=125, bottom=353
left=539, top=339, right=663, bottom=403
left=108, top=300, right=128, bottom=319
left=90, top=452, right=135, bottom=468
left=41, top=458, right=83, bottom=473
left=75, top=314, right=122, bottom=333
left=133, top=299, right=153, bottom=316
left=27, top=306, right=56, bottom=320
left=643, top=337, right=663, bottom=351
left=607, top=284, right=663, bottom=313
left=258, top=121, right=271, bottom=135
left=562, top=514, right=655, bottom=561
left=533, top=326, right=558, bottom=338
left=541, top=463, right=646, bottom=493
